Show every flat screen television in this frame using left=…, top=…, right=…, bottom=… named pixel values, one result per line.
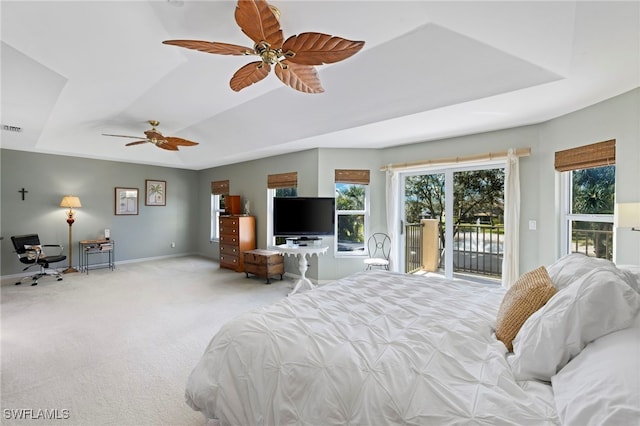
left=273, top=197, right=335, bottom=237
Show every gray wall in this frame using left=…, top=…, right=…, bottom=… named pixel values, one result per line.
left=194, top=88, right=639, bottom=278
left=3, top=88, right=639, bottom=278
left=317, top=148, right=386, bottom=280
left=537, top=89, right=640, bottom=266
left=1, top=150, right=199, bottom=276
left=379, top=123, right=542, bottom=274
left=195, top=149, right=321, bottom=277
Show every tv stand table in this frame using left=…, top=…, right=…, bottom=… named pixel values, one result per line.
left=275, top=244, right=328, bottom=296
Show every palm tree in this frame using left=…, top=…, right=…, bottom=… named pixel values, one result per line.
left=405, top=169, right=505, bottom=247
left=336, top=184, right=365, bottom=245
left=148, top=184, right=164, bottom=204
left=571, top=166, right=615, bottom=258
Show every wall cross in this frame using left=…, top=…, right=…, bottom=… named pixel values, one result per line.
left=19, top=188, right=28, bottom=200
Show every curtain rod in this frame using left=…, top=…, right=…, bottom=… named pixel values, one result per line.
left=380, top=147, right=531, bottom=172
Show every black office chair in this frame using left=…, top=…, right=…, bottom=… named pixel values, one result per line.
left=11, top=234, right=67, bottom=286
left=364, top=232, right=391, bottom=270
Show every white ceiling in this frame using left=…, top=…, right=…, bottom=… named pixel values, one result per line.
left=1, top=1, right=639, bottom=170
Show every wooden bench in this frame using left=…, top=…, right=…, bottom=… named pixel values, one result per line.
left=243, top=249, right=284, bottom=284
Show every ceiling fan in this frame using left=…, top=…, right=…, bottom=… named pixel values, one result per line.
left=102, top=120, right=199, bottom=151
left=162, top=0, right=365, bottom=93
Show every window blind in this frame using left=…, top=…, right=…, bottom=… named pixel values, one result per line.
left=335, top=169, right=370, bottom=185
left=554, top=139, right=615, bottom=172
left=267, top=172, right=297, bottom=189
left=211, top=180, right=229, bottom=195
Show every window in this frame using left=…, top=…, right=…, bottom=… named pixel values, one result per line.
left=556, top=140, right=616, bottom=260
left=267, top=172, right=298, bottom=246
left=210, top=180, right=229, bottom=241
left=335, top=183, right=368, bottom=254
left=210, top=194, right=226, bottom=241
left=561, top=166, right=615, bottom=259
left=335, top=169, right=370, bottom=255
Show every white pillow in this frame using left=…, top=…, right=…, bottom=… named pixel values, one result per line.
left=509, top=267, right=640, bottom=382
left=551, top=315, right=640, bottom=426
left=24, top=244, right=45, bottom=260
left=546, top=252, right=617, bottom=290
left=617, top=264, right=640, bottom=293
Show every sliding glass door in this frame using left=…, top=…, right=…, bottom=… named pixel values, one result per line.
left=401, top=163, right=505, bottom=280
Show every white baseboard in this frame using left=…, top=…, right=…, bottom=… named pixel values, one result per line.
left=2, top=253, right=336, bottom=286
left=1, top=252, right=206, bottom=282
left=113, top=252, right=203, bottom=266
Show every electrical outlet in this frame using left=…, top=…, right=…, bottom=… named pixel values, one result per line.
left=528, top=220, right=537, bottom=231
left=171, top=242, right=176, bottom=248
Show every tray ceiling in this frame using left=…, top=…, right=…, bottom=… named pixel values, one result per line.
left=2, top=1, right=638, bottom=170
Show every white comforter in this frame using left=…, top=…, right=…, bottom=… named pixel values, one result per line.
left=185, top=270, right=559, bottom=425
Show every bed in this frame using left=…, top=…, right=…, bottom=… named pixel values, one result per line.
left=185, top=254, right=640, bottom=425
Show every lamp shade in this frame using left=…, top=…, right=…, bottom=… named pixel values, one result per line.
left=617, top=202, right=640, bottom=228
left=60, top=196, right=82, bottom=209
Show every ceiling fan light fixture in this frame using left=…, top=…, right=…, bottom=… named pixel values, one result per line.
left=162, top=0, right=364, bottom=93
left=102, top=120, right=199, bottom=151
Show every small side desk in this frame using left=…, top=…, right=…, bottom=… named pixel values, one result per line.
left=274, top=244, right=328, bottom=296
left=79, top=240, right=115, bottom=273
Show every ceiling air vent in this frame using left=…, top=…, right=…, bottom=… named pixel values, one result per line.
left=2, top=124, right=23, bottom=132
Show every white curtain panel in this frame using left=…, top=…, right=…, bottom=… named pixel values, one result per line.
left=502, top=148, right=521, bottom=288
left=386, top=168, right=400, bottom=272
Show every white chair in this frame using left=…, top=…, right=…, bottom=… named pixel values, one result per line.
left=364, top=233, right=391, bottom=270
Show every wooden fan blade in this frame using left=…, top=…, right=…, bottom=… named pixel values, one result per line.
left=230, top=61, right=271, bottom=92
left=125, top=140, right=150, bottom=146
left=157, top=142, right=180, bottom=151
left=235, top=0, right=283, bottom=48
left=282, top=33, right=365, bottom=65
left=165, top=137, right=199, bottom=147
left=274, top=61, right=324, bottom=94
left=103, top=133, right=146, bottom=139
left=162, top=40, right=255, bottom=56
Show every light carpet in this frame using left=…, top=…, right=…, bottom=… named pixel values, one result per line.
left=1, top=256, right=292, bottom=425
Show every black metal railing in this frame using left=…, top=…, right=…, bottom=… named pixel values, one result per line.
left=452, top=224, right=503, bottom=277
left=405, top=223, right=423, bottom=273
left=404, top=223, right=503, bottom=277
left=405, top=223, right=614, bottom=277
left=571, top=228, right=613, bottom=260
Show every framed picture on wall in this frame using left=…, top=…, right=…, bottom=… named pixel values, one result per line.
left=115, top=187, right=139, bottom=215
left=145, top=179, right=166, bottom=206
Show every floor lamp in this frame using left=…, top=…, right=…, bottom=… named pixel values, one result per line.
left=60, top=195, right=82, bottom=273
left=617, top=202, right=640, bottom=232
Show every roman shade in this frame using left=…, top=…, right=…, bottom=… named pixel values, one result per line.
left=554, top=140, right=615, bottom=172
left=267, top=172, right=297, bottom=189
left=335, top=169, right=370, bottom=185
left=211, top=180, right=229, bottom=195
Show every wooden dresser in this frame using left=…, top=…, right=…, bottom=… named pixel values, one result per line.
left=219, top=215, right=256, bottom=272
